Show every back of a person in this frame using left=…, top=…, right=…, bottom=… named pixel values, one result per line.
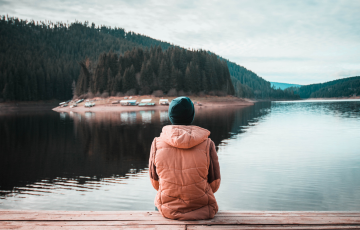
left=149, top=97, right=220, bottom=220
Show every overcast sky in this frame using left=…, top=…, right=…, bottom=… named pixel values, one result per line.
left=1, top=0, right=360, bottom=85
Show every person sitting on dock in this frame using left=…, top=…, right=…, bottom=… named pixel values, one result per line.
left=148, top=96, right=221, bottom=220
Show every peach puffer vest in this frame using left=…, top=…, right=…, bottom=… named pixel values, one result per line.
left=149, top=125, right=221, bottom=220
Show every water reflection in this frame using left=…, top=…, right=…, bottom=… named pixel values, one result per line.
left=120, top=112, right=137, bottom=124
left=59, top=112, right=67, bottom=120
left=0, top=104, right=270, bottom=208
left=274, top=99, right=360, bottom=119
left=140, top=111, right=154, bottom=124
left=159, top=111, right=169, bottom=123
left=84, top=112, right=96, bottom=119
left=216, top=100, right=360, bottom=211
left=4, top=101, right=359, bottom=211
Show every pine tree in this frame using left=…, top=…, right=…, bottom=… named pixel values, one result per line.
left=185, top=64, right=192, bottom=93
left=122, top=65, right=137, bottom=93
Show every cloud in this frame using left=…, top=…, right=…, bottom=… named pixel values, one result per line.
left=1, top=0, right=360, bottom=84
left=229, top=56, right=311, bottom=62
left=335, top=70, right=360, bottom=78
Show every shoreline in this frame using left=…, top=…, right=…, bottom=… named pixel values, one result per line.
left=305, top=96, right=360, bottom=100
left=52, top=95, right=255, bottom=113
left=1, top=95, right=359, bottom=113
left=0, top=101, right=58, bottom=113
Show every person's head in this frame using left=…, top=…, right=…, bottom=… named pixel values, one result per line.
left=168, top=97, right=195, bottom=125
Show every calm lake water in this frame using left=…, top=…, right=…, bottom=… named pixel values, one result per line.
left=1, top=100, right=360, bottom=211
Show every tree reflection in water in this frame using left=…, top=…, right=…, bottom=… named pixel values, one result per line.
left=0, top=103, right=270, bottom=199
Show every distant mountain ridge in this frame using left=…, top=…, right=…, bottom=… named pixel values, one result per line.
left=289, top=76, right=360, bottom=98
left=271, top=82, right=302, bottom=90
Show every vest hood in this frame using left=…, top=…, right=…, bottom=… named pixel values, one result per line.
left=160, top=125, right=210, bottom=149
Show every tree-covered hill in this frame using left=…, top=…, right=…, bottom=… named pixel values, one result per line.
left=75, top=47, right=234, bottom=97
left=0, top=15, right=298, bottom=101
left=290, top=76, right=360, bottom=98
left=226, top=60, right=271, bottom=98
left=0, top=16, right=175, bottom=101
left=221, top=58, right=299, bottom=99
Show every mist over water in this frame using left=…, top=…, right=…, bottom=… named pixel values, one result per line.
left=1, top=100, right=359, bottom=211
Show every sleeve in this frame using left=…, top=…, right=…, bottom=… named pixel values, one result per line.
left=149, top=138, right=159, bottom=191
left=208, top=140, right=221, bottom=193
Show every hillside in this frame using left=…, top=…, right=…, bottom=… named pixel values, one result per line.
left=75, top=47, right=234, bottom=96
left=271, top=82, right=302, bottom=90
left=308, top=77, right=360, bottom=98
left=0, top=15, right=299, bottom=101
left=290, top=76, right=360, bottom=98
left=0, top=16, right=175, bottom=101
left=212, top=54, right=298, bottom=99
left=224, top=59, right=299, bottom=99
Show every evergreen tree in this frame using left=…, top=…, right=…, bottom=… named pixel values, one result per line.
left=122, top=65, right=137, bottom=93
left=184, top=65, right=192, bottom=93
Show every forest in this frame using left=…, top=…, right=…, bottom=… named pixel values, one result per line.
left=289, top=76, right=360, bottom=98
left=0, top=16, right=174, bottom=101
left=0, top=15, right=299, bottom=101
left=217, top=57, right=299, bottom=99
left=75, top=47, right=234, bottom=97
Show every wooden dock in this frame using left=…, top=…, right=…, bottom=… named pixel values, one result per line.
left=1, top=210, right=360, bottom=229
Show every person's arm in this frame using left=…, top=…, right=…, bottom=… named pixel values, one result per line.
left=149, top=138, right=159, bottom=191
left=208, top=140, right=221, bottom=193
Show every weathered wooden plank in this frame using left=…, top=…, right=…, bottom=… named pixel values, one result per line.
left=188, top=225, right=360, bottom=230
left=0, top=227, right=185, bottom=230
left=216, top=211, right=360, bottom=217
left=1, top=211, right=360, bottom=230
left=1, top=210, right=359, bottom=217
left=0, top=211, right=160, bottom=216
left=0, top=215, right=167, bottom=221
left=0, top=222, right=185, bottom=229
left=1, top=221, right=360, bottom=230
left=216, top=212, right=360, bottom=217
left=3, top=210, right=359, bottom=214
left=0, top=217, right=360, bottom=225
left=206, top=216, right=360, bottom=225
left=0, top=211, right=159, bottom=221
left=1, top=211, right=360, bottom=221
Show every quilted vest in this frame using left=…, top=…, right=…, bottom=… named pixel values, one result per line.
left=150, top=125, right=218, bottom=220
